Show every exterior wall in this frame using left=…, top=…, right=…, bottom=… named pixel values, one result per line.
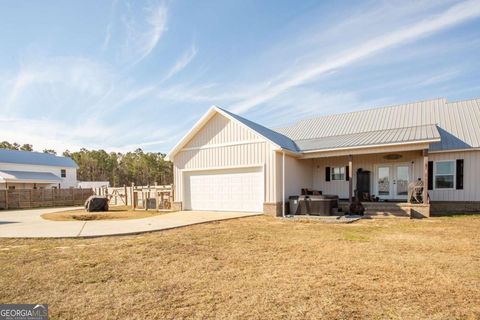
left=0, top=162, right=77, bottom=189
left=428, top=150, right=480, bottom=202
left=184, top=113, right=261, bottom=149
left=275, top=153, right=313, bottom=200
left=173, top=113, right=278, bottom=205
left=311, top=151, right=424, bottom=199
left=0, top=182, right=54, bottom=190
left=431, top=201, right=480, bottom=215
left=263, top=202, right=282, bottom=217
left=271, top=153, right=313, bottom=216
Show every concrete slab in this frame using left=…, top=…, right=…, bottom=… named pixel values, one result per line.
left=0, top=207, right=261, bottom=238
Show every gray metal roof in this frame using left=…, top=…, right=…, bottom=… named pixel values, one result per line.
left=274, top=98, right=480, bottom=152
left=219, top=107, right=299, bottom=152
left=0, top=170, right=62, bottom=182
left=0, top=149, right=78, bottom=168
left=296, top=124, right=440, bottom=152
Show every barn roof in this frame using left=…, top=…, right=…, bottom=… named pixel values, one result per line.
left=0, top=149, right=78, bottom=168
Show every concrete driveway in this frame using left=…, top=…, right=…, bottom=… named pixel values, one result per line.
left=0, top=207, right=261, bottom=238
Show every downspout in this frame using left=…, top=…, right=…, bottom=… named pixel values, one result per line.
left=282, top=151, right=285, bottom=218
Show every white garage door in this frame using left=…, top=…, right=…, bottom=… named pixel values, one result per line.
left=184, top=167, right=264, bottom=212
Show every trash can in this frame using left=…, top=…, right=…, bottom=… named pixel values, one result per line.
left=147, top=198, right=157, bottom=209
left=289, top=196, right=300, bottom=215
left=299, top=195, right=310, bottom=215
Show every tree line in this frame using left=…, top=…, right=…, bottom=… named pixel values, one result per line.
left=1, top=141, right=173, bottom=187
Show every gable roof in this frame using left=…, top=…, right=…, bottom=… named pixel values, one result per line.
left=275, top=98, right=480, bottom=152
left=217, top=107, right=299, bottom=152
left=167, top=98, right=480, bottom=160
left=166, top=106, right=299, bottom=160
left=0, top=149, right=78, bottom=168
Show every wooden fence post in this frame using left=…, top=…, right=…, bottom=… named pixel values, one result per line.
left=5, top=189, right=8, bottom=210
left=124, top=185, right=128, bottom=206
left=131, top=183, right=134, bottom=209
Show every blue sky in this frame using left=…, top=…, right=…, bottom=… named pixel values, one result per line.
left=0, top=0, right=479, bottom=153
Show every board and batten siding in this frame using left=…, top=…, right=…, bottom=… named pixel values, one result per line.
left=183, top=113, right=261, bottom=149
left=429, top=150, right=480, bottom=202
left=173, top=113, right=278, bottom=204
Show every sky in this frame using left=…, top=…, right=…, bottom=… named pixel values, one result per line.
left=0, top=0, right=480, bottom=154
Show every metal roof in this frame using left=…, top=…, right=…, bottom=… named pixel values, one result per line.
left=296, top=124, right=440, bottom=152
left=0, top=170, right=62, bottom=183
left=274, top=98, right=480, bottom=152
left=218, top=107, right=299, bottom=152
left=0, top=149, right=78, bottom=168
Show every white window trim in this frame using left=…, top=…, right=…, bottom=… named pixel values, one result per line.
left=331, top=166, right=346, bottom=181
left=434, top=160, right=456, bottom=190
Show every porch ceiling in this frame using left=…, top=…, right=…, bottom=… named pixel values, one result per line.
left=299, top=142, right=432, bottom=158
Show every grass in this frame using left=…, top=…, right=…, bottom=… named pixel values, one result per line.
left=1, top=215, right=479, bottom=319
left=41, top=205, right=168, bottom=221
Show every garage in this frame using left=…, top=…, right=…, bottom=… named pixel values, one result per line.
left=183, top=167, right=264, bottom=212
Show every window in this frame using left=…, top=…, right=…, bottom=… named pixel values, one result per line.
left=435, top=161, right=455, bottom=189
left=331, top=167, right=345, bottom=181
left=61, top=169, right=66, bottom=178
left=8, top=186, right=15, bottom=190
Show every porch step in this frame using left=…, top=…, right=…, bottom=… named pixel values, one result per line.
left=363, top=209, right=411, bottom=219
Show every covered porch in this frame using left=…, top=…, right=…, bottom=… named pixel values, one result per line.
left=0, top=170, right=62, bottom=190
left=283, top=142, right=434, bottom=218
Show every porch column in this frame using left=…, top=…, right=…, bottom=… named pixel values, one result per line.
left=348, top=154, right=353, bottom=205
left=422, top=149, right=429, bottom=204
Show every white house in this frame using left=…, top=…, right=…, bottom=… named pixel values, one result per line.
left=0, top=149, right=78, bottom=190
left=167, top=98, right=480, bottom=217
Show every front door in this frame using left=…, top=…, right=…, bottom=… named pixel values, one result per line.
left=376, top=164, right=410, bottom=200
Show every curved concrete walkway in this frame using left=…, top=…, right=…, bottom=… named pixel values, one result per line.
left=0, top=207, right=261, bottom=238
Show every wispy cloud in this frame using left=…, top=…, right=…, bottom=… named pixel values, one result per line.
left=124, top=4, right=168, bottom=65
left=3, top=57, right=114, bottom=115
left=163, top=44, right=198, bottom=81
left=230, top=0, right=480, bottom=114
left=101, top=0, right=118, bottom=52
left=102, top=23, right=113, bottom=52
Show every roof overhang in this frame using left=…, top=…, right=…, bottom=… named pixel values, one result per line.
left=0, top=170, right=62, bottom=184
left=299, top=141, right=436, bottom=159
left=166, top=106, right=290, bottom=161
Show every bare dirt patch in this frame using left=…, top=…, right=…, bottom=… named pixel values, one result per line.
left=41, top=205, right=168, bottom=221
left=0, top=215, right=479, bottom=319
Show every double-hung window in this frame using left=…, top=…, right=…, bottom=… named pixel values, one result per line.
left=331, top=167, right=345, bottom=181
left=434, top=161, right=455, bottom=189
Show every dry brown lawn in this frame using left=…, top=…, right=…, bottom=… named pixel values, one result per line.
left=41, top=205, right=167, bottom=221
left=0, top=215, right=479, bottom=319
